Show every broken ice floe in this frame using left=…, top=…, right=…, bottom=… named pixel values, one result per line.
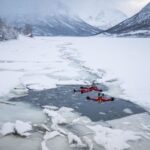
left=123, top=108, right=133, bottom=114
left=0, top=105, right=145, bottom=150
left=42, top=105, right=58, bottom=110
left=41, top=131, right=62, bottom=150
left=88, top=124, right=140, bottom=150
left=43, top=107, right=77, bottom=126
left=0, top=122, right=14, bottom=136
left=42, top=106, right=142, bottom=150
left=42, top=106, right=93, bottom=149
left=0, top=120, right=32, bottom=137
left=67, top=132, right=86, bottom=148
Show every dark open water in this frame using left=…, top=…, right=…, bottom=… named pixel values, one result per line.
left=10, top=84, right=146, bottom=122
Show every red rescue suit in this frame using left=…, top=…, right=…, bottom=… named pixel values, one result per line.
left=80, top=86, right=102, bottom=94
left=87, top=96, right=114, bottom=103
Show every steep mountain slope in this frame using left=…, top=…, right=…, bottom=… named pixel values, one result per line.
left=106, top=2, right=150, bottom=36
left=4, top=15, right=101, bottom=36
left=0, top=19, right=18, bottom=41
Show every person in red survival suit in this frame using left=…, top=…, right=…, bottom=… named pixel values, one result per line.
left=74, top=86, right=102, bottom=94
left=86, top=93, right=114, bottom=103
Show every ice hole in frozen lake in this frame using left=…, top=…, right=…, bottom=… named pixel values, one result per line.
left=10, top=84, right=147, bottom=122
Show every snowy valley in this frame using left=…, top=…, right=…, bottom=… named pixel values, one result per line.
left=1, top=2, right=150, bottom=38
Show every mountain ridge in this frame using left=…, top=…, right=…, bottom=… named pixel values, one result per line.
left=1, top=14, right=101, bottom=36
left=106, top=2, right=150, bottom=36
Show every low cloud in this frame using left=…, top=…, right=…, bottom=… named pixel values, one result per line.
left=0, top=0, right=149, bottom=17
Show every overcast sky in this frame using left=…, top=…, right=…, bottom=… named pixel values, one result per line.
left=0, top=0, right=149, bottom=17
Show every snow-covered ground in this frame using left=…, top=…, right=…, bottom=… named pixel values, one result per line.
left=66, top=37, right=150, bottom=111
left=0, top=36, right=150, bottom=110
left=0, top=36, right=150, bottom=150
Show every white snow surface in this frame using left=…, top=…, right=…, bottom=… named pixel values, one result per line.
left=15, top=120, right=32, bottom=136
left=0, top=36, right=150, bottom=110
left=43, top=107, right=77, bottom=126
left=67, top=132, right=86, bottom=148
left=88, top=124, right=140, bottom=150
left=0, top=120, right=32, bottom=136
left=0, top=71, right=23, bottom=98
left=0, top=122, right=14, bottom=135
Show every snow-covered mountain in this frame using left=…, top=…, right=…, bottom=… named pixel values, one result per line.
left=106, top=2, right=150, bottom=36
left=0, top=19, right=18, bottom=41
left=0, top=0, right=128, bottom=37
left=80, top=8, right=127, bottom=30
left=2, top=14, right=101, bottom=36
left=67, top=0, right=127, bottom=30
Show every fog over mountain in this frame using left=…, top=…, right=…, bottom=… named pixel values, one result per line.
left=0, top=0, right=149, bottom=17
left=0, top=0, right=149, bottom=37
left=0, top=0, right=69, bottom=17
left=0, top=0, right=101, bottom=36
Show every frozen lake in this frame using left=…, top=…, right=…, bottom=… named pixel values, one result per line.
left=0, top=36, right=150, bottom=150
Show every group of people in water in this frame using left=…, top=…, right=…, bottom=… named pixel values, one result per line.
left=73, top=83, right=114, bottom=103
